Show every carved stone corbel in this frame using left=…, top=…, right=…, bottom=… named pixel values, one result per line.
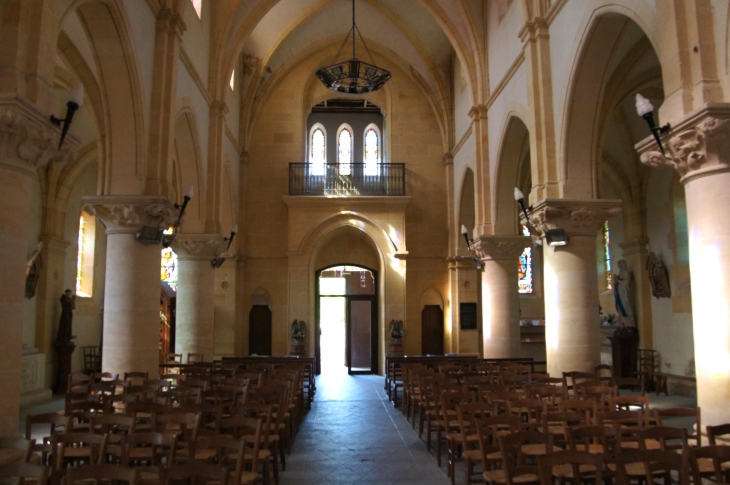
left=527, top=199, right=622, bottom=238
left=171, top=234, right=228, bottom=261
left=469, top=235, right=531, bottom=262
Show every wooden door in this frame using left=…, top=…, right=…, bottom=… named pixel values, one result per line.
left=421, top=305, right=444, bottom=355
left=249, top=305, right=272, bottom=356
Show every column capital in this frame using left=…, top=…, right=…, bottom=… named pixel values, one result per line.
left=470, top=235, right=531, bottom=262
left=82, top=195, right=179, bottom=235
left=157, top=2, right=187, bottom=37
left=636, top=103, right=730, bottom=184
left=171, top=233, right=228, bottom=261
left=0, top=97, right=76, bottom=176
left=443, top=152, right=453, bottom=166
left=526, top=199, right=622, bottom=237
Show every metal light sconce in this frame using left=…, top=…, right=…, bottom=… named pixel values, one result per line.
left=460, top=224, right=484, bottom=270
left=545, top=228, right=568, bottom=247
left=636, top=94, right=671, bottom=155
left=211, top=224, right=238, bottom=268
left=514, top=188, right=531, bottom=223
left=160, top=186, right=194, bottom=248
left=50, top=84, right=84, bottom=150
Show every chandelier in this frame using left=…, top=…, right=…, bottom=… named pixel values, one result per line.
left=315, top=0, right=391, bottom=94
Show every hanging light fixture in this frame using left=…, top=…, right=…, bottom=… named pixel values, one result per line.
left=315, top=0, right=391, bottom=95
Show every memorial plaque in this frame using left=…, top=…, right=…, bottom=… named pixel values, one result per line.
left=460, top=302, right=478, bottom=330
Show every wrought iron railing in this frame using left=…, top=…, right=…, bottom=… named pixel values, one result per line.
left=289, top=163, right=406, bottom=196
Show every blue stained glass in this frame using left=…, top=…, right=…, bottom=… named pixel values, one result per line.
left=604, top=221, right=612, bottom=290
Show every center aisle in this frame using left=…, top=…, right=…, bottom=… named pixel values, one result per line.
left=281, top=366, right=453, bottom=485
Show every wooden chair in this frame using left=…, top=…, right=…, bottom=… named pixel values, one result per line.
left=452, top=402, right=493, bottom=485
left=615, top=449, right=690, bottom=485
left=124, top=372, right=150, bottom=386
left=498, top=431, right=553, bottom=485
left=540, top=411, right=584, bottom=448
left=0, top=462, right=50, bottom=485
left=708, top=423, right=730, bottom=445
left=25, top=413, right=71, bottom=465
left=559, top=400, right=598, bottom=425
left=594, top=364, right=616, bottom=386
left=235, top=403, right=277, bottom=485
left=437, top=391, right=476, bottom=467
left=167, top=354, right=183, bottom=364
left=121, top=432, right=178, bottom=467
left=655, top=407, right=701, bottom=446
left=188, top=433, right=259, bottom=485
left=607, top=394, right=653, bottom=426
left=64, top=464, right=139, bottom=484
left=536, top=450, right=604, bottom=485
left=690, top=445, right=730, bottom=484
left=163, top=463, right=230, bottom=485
left=567, top=425, right=609, bottom=455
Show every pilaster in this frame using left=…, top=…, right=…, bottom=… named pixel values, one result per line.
left=468, top=105, right=492, bottom=236
left=619, top=238, right=653, bottom=350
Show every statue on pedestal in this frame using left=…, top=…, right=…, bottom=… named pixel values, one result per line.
left=388, top=319, right=404, bottom=356
left=646, top=252, right=671, bottom=298
left=612, top=260, right=636, bottom=328
left=57, top=289, right=76, bottom=343
left=291, top=319, right=306, bottom=355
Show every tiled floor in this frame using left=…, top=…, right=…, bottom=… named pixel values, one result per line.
left=281, top=366, right=453, bottom=485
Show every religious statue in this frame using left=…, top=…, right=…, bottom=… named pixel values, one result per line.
left=612, top=260, right=636, bottom=327
left=56, top=289, right=76, bottom=343
left=388, top=319, right=404, bottom=356
left=25, top=242, right=43, bottom=299
left=646, top=252, right=671, bottom=298
left=291, top=319, right=306, bottom=355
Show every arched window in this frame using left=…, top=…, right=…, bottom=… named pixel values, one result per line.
left=75, top=212, right=96, bottom=297
left=337, top=125, right=353, bottom=175
left=518, top=225, right=533, bottom=294
left=310, top=125, right=326, bottom=175
left=364, top=125, right=380, bottom=176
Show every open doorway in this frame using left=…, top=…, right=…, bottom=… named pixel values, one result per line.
left=315, top=265, right=377, bottom=375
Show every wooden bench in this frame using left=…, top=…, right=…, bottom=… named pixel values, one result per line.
left=654, top=372, right=696, bottom=396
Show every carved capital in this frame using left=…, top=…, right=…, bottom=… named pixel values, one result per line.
left=443, top=152, right=453, bottom=166
left=468, top=104, right=488, bottom=121
left=527, top=199, right=621, bottom=238
left=636, top=103, right=730, bottom=184
left=0, top=100, right=59, bottom=176
left=82, top=195, right=179, bottom=235
left=171, top=234, right=228, bottom=260
left=470, top=235, right=531, bottom=262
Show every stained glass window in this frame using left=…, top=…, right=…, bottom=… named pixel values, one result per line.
left=75, top=213, right=95, bottom=297
left=75, top=216, right=84, bottom=294
left=604, top=221, right=612, bottom=290
left=338, top=128, right=352, bottom=175
left=364, top=128, right=379, bottom=176
left=310, top=127, right=325, bottom=175
left=518, top=225, right=533, bottom=294
left=192, top=0, right=202, bottom=18
left=161, top=227, right=178, bottom=291
left=229, top=70, right=235, bottom=90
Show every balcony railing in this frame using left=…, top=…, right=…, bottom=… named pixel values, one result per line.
left=289, top=163, right=406, bottom=196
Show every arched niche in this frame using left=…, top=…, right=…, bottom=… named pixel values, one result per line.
left=494, top=116, right=530, bottom=235
left=458, top=168, right=475, bottom=250
left=313, top=225, right=380, bottom=272
left=173, top=109, right=205, bottom=233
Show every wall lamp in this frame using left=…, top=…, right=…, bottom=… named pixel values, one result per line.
left=514, top=187, right=544, bottom=246
left=137, top=186, right=194, bottom=246
left=544, top=228, right=568, bottom=247
left=460, top=224, right=484, bottom=270
left=636, top=94, right=671, bottom=155
left=50, top=84, right=84, bottom=150
left=211, top=224, right=238, bottom=268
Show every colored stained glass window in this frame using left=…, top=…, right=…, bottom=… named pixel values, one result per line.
left=161, top=229, right=178, bottom=291
left=338, top=128, right=352, bottom=175
left=364, top=128, right=378, bottom=176
left=518, top=225, right=533, bottom=294
left=604, top=221, right=612, bottom=290
left=311, top=128, right=325, bottom=175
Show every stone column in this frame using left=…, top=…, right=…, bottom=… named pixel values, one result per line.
left=83, top=196, right=178, bottom=378
left=637, top=103, right=730, bottom=427
left=470, top=236, right=531, bottom=358
left=529, top=199, right=621, bottom=377
left=0, top=102, right=57, bottom=434
left=171, top=234, right=227, bottom=362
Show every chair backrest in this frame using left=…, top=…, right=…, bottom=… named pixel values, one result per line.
left=154, top=413, right=201, bottom=443
left=707, top=423, right=730, bottom=445
left=163, top=463, right=229, bottom=485
left=187, top=353, right=204, bottom=364
left=53, top=432, right=109, bottom=468
left=655, top=407, right=701, bottom=446
left=559, top=400, right=598, bottom=425
left=616, top=449, right=690, bottom=485
left=0, top=462, right=50, bottom=485
left=500, top=431, right=554, bottom=485
left=64, top=464, right=139, bottom=484
left=567, top=425, right=608, bottom=453
left=121, top=432, right=178, bottom=467
left=537, top=450, right=604, bottom=485
left=640, top=426, right=688, bottom=452
left=690, top=445, right=730, bottom=484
